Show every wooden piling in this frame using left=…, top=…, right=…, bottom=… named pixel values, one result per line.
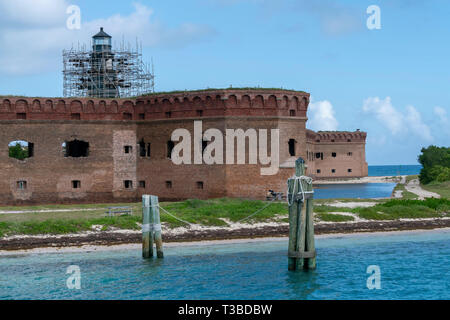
left=287, top=176, right=299, bottom=271
left=142, top=195, right=153, bottom=259
left=150, top=195, right=164, bottom=259
left=287, top=158, right=317, bottom=271
left=305, top=171, right=317, bottom=270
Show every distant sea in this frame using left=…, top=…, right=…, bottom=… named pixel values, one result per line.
left=368, top=165, right=422, bottom=177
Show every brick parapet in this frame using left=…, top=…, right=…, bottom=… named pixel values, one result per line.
left=0, top=89, right=310, bottom=121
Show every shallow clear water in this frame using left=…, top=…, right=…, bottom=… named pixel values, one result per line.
left=314, top=183, right=396, bottom=199
left=1, top=230, right=449, bottom=300
left=368, top=165, right=422, bottom=177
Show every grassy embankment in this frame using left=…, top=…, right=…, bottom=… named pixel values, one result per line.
left=421, top=181, right=450, bottom=199
left=0, top=194, right=449, bottom=237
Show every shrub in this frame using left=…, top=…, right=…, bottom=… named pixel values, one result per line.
left=418, top=146, right=450, bottom=184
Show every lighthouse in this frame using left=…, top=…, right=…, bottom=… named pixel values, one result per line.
left=63, top=27, right=154, bottom=98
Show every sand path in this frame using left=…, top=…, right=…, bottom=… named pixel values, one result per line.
left=405, top=179, right=441, bottom=200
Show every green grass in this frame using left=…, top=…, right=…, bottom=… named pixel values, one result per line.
left=0, top=197, right=448, bottom=237
left=393, top=183, right=418, bottom=200
left=0, top=216, right=142, bottom=238
left=352, top=198, right=449, bottom=220
left=0, top=198, right=289, bottom=237
left=161, top=198, right=288, bottom=227
left=313, top=205, right=355, bottom=213
left=391, top=175, right=420, bottom=200
left=316, top=213, right=355, bottom=222
left=421, top=181, right=450, bottom=199
left=406, top=175, right=419, bottom=183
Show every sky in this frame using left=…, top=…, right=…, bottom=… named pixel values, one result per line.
left=0, top=0, right=449, bottom=165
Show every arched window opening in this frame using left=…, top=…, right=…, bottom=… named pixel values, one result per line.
left=288, top=139, right=296, bottom=157
left=9, top=141, right=34, bottom=161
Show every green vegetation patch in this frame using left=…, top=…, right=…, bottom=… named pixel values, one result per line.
left=314, top=205, right=355, bottom=213
left=161, top=198, right=288, bottom=227
left=352, top=198, right=448, bottom=220
left=0, top=216, right=142, bottom=238
left=316, top=213, right=355, bottom=222
left=393, top=182, right=418, bottom=200
left=421, top=181, right=450, bottom=199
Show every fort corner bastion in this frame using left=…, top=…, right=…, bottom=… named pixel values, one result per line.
left=0, top=88, right=368, bottom=205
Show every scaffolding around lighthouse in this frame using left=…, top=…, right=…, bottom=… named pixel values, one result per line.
left=63, top=28, right=155, bottom=98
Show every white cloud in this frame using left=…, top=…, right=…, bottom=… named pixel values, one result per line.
left=405, top=105, right=433, bottom=142
left=307, top=100, right=339, bottom=131
left=434, top=106, right=448, bottom=122
left=0, top=0, right=68, bottom=27
left=0, top=1, right=216, bottom=75
left=362, top=97, right=404, bottom=135
left=362, top=96, right=433, bottom=142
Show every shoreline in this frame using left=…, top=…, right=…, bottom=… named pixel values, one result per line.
left=1, top=218, right=449, bottom=254
left=313, top=175, right=404, bottom=185
left=1, top=228, right=449, bottom=257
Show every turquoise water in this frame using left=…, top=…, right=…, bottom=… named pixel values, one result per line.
left=368, top=165, right=422, bottom=177
left=314, top=183, right=396, bottom=199
left=1, top=230, right=449, bottom=300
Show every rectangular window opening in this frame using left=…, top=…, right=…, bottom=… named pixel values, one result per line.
left=166, top=181, right=172, bottom=189
left=72, top=180, right=81, bottom=189
left=17, top=181, right=27, bottom=190
left=197, top=181, right=204, bottom=190
left=124, top=180, right=133, bottom=189
left=123, top=113, right=132, bottom=120
left=139, top=181, right=146, bottom=188
left=17, top=113, right=27, bottom=120
left=124, top=146, right=133, bottom=154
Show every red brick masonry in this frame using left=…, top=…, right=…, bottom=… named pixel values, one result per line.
left=0, top=89, right=367, bottom=204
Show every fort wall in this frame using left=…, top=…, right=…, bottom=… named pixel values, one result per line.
left=0, top=89, right=367, bottom=204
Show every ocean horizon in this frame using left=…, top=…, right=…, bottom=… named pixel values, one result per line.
left=368, top=165, right=422, bottom=177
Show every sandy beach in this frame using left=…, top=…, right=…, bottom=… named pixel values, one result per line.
left=1, top=217, right=449, bottom=254
left=1, top=228, right=449, bottom=257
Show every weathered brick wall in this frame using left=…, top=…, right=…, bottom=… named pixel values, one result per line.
left=0, top=121, right=132, bottom=205
left=306, top=130, right=368, bottom=179
left=0, top=89, right=368, bottom=204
